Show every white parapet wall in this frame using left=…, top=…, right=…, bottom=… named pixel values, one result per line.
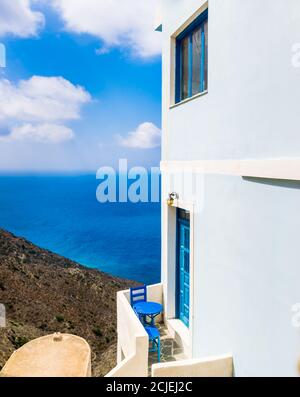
left=105, top=290, right=149, bottom=377
left=105, top=334, right=149, bottom=377
left=151, top=354, right=234, bottom=377
left=106, top=283, right=164, bottom=377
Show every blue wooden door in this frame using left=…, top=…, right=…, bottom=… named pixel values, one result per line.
left=177, top=211, right=190, bottom=328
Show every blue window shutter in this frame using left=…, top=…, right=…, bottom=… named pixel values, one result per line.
left=200, top=28, right=205, bottom=92
left=175, top=41, right=182, bottom=103
left=175, top=8, right=208, bottom=103
left=188, top=34, right=193, bottom=98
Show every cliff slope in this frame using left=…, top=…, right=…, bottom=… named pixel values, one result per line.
left=0, top=229, right=137, bottom=376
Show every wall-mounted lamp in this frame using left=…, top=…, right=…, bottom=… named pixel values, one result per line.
left=167, top=192, right=179, bottom=206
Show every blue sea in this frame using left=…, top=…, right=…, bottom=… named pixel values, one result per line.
left=0, top=175, right=161, bottom=285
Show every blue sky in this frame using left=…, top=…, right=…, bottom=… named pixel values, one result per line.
left=0, top=0, right=162, bottom=172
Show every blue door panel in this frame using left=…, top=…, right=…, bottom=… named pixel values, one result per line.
left=177, top=213, right=190, bottom=328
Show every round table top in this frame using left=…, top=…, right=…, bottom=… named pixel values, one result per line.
left=134, top=301, right=163, bottom=316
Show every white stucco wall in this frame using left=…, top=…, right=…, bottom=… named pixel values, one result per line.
left=161, top=0, right=300, bottom=376
left=194, top=175, right=300, bottom=376
left=162, top=0, right=300, bottom=161
left=163, top=171, right=300, bottom=376
left=152, top=354, right=233, bottom=377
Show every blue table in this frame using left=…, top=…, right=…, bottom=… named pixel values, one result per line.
left=134, top=302, right=163, bottom=326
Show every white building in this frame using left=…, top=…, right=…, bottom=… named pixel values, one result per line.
left=108, top=0, right=300, bottom=377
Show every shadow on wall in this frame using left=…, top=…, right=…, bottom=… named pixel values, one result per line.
left=242, top=177, right=300, bottom=190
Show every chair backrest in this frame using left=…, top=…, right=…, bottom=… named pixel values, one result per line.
left=130, top=285, right=147, bottom=307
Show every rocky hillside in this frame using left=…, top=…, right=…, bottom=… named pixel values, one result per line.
left=0, top=229, right=138, bottom=376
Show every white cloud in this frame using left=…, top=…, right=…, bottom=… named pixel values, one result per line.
left=0, top=76, right=90, bottom=122
left=52, top=0, right=162, bottom=58
left=0, top=0, right=44, bottom=38
left=0, top=123, right=74, bottom=144
left=0, top=76, right=91, bottom=144
left=117, top=122, right=161, bottom=149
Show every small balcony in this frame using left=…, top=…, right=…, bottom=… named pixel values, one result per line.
left=106, top=283, right=234, bottom=377
left=105, top=283, right=185, bottom=377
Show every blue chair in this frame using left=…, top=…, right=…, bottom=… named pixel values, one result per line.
left=130, top=285, right=147, bottom=306
left=145, top=326, right=161, bottom=362
left=130, top=285, right=147, bottom=322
